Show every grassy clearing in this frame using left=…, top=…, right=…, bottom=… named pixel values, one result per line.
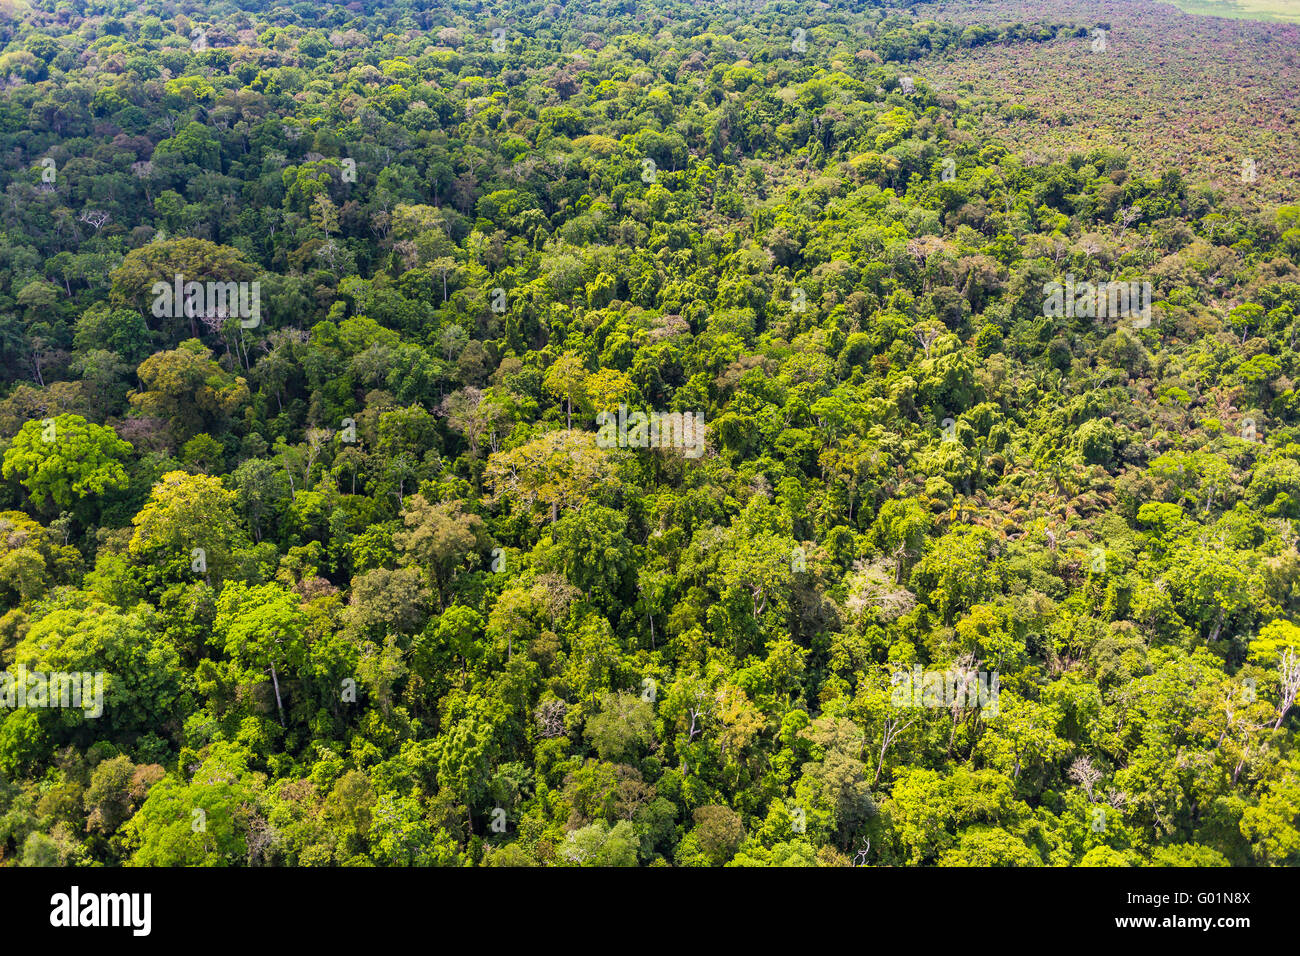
left=1159, top=0, right=1300, bottom=24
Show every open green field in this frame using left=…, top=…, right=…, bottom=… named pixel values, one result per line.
left=1161, top=0, right=1300, bottom=22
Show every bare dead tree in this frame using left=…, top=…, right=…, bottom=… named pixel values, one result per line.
left=1214, top=683, right=1273, bottom=784
left=303, top=427, right=333, bottom=490
left=1052, top=238, right=1069, bottom=268
left=1068, top=756, right=1102, bottom=801
left=78, top=209, right=109, bottom=231
left=1275, top=646, right=1300, bottom=730
left=853, top=838, right=871, bottom=866
left=1115, top=203, right=1143, bottom=237
left=242, top=805, right=279, bottom=866
left=687, top=689, right=712, bottom=741
left=535, top=699, right=568, bottom=738
left=874, top=712, right=917, bottom=785
left=914, top=325, right=941, bottom=360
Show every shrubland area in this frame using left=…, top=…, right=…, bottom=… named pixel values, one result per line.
left=0, top=0, right=1298, bottom=867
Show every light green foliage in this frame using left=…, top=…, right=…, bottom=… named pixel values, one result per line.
left=0, top=0, right=1296, bottom=873
left=1, top=414, right=131, bottom=510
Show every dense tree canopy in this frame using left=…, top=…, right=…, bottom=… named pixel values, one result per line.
left=0, top=0, right=1296, bottom=868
